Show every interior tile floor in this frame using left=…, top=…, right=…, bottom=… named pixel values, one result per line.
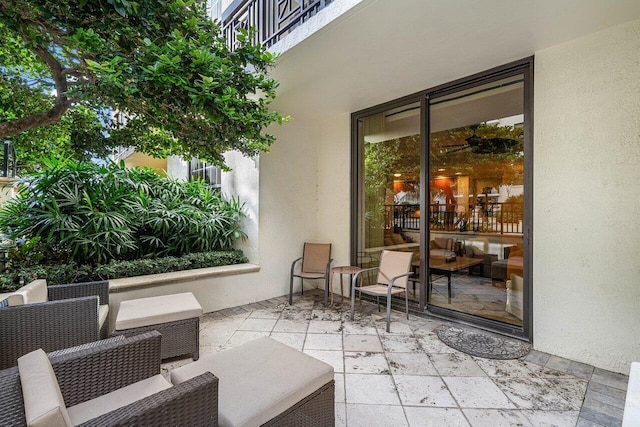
left=162, top=289, right=628, bottom=427
left=407, top=274, right=523, bottom=326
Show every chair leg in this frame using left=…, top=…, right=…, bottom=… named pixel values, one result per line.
left=377, top=296, right=381, bottom=312
left=323, top=275, right=328, bottom=306
left=289, top=275, right=294, bottom=305
left=350, top=289, right=356, bottom=320
left=405, top=290, right=409, bottom=320
left=386, top=296, right=392, bottom=333
left=330, top=272, right=335, bottom=305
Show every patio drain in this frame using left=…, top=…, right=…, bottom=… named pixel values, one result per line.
left=435, top=325, right=531, bottom=359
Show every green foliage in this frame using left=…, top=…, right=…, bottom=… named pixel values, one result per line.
left=0, top=72, right=111, bottom=173
left=0, top=0, right=287, bottom=169
left=0, top=159, right=247, bottom=266
left=0, top=250, right=248, bottom=291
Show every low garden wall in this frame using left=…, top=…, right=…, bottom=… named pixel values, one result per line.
left=107, top=263, right=261, bottom=332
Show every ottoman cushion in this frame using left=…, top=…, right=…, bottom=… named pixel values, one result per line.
left=115, top=292, right=202, bottom=330
left=171, top=337, right=334, bottom=427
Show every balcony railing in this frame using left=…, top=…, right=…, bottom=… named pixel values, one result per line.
left=221, top=0, right=334, bottom=48
left=1, top=142, right=16, bottom=178
left=386, top=203, right=524, bottom=235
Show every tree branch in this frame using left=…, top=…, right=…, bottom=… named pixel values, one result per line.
left=0, top=98, right=73, bottom=137
left=0, top=45, right=74, bottom=138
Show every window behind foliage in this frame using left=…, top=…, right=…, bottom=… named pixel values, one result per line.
left=189, top=159, right=221, bottom=190
left=207, top=0, right=222, bottom=21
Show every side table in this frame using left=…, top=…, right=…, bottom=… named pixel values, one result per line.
left=330, top=266, right=363, bottom=305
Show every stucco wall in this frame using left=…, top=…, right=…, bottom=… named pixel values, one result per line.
left=315, top=114, right=352, bottom=294
left=220, top=117, right=321, bottom=301
left=533, top=19, right=640, bottom=373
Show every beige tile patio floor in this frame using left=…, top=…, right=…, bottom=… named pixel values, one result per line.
left=162, top=289, right=628, bottom=427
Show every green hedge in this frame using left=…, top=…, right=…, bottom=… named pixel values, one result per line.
left=0, top=250, right=248, bottom=292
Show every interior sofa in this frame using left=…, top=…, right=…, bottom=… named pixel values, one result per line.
left=491, top=245, right=524, bottom=281
left=464, top=245, right=498, bottom=277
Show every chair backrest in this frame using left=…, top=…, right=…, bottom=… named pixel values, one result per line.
left=301, top=243, right=331, bottom=274
left=6, top=280, right=48, bottom=306
left=376, top=250, right=413, bottom=289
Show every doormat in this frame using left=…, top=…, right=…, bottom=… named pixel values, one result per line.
left=435, top=325, right=531, bottom=359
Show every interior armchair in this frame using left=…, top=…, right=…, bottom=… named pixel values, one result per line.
left=0, top=279, right=110, bottom=370
left=289, top=242, right=332, bottom=305
left=350, top=250, right=414, bottom=332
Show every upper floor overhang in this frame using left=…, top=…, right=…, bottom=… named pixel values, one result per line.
left=220, top=0, right=640, bottom=119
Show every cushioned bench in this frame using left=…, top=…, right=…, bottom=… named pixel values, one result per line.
left=171, top=337, right=335, bottom=427
left=114, top=292, right=202, bottom=360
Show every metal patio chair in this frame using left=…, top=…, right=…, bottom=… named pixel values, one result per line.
left=350, top=250, right=414, bottom=332
left=289, top=242, right=332, bottom=305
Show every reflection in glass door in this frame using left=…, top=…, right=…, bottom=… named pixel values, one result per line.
left=356, top=102, right=422, bottom=304
left=427, top=74, right=526, bottom=326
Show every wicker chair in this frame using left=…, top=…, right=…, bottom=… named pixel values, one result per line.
left=0, top=280, right=110, bottom=370
left=0, top=331, right=217, bottom=426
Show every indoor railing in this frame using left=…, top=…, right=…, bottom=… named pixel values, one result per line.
left=221, top=0, right=334, bottom=48
left=386, top=203, right=523, bottom=235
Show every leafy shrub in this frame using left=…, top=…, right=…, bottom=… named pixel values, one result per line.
left=0, top=250, right=248, bottom=291
left=0, top=159, right=246, bottom=265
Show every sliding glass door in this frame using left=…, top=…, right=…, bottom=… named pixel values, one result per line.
left=352, top=59, right=532, bottom=337
left=355, top=101, right=422, bottom=304
left=427, top=73, right=526, bottom=327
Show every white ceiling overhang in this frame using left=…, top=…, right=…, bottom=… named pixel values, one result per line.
left=268, top=0, right=640, bottom=119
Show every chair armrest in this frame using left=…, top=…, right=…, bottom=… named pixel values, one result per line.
left=0, top=297, right=100, bottom=370
left=352, top=267, right=379, bottom=282
left=389, top=272, right=415, bottom=289
left=290, top=256, right=303, bottom=275
left=351, top=267, right=379, bottom=297
left=50, top=331, right=162, bottom=407
left=0, top=366, right=26, bottom=425
left=48, top=280, right=109, bottom=305
left=80, top=372, right=218, bottom=427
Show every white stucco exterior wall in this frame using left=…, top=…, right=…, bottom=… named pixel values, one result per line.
left=533, top=19, right=640, bottom=373
left=315, top=114, right=352, bottom=280
left=218, top=116, right=321, bottom=302
left=223, top=152, right=260, bottom=263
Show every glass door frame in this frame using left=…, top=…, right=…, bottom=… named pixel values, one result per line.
left=351, top=57, right=534, bottom=341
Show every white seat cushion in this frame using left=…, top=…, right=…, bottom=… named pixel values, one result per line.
left=67, top=374, right=171, bottom=425
left=8, top=279, right=48, bottom=306
left=99, top=304, right=109, bottom=330
left=18, top=349, right=71, bottom=427
left=115, top=292, right=202, bottom=330
left=171, top=337, right=334, bottom=427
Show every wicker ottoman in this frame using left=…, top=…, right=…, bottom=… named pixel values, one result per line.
left=114, top=292, right=202, bottom=360
left=171, top=337, right=335, bottom=427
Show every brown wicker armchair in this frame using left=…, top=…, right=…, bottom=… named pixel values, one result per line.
left=0, top=280, right=110, bottom=370
left=0, top=331, right=218, bottom=426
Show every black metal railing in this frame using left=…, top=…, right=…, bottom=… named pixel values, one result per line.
left=221, top=0, right=334, bottom=48
left=1, top=142, right=16, bottom=178
left=386, top=203, right=523, bottom=235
